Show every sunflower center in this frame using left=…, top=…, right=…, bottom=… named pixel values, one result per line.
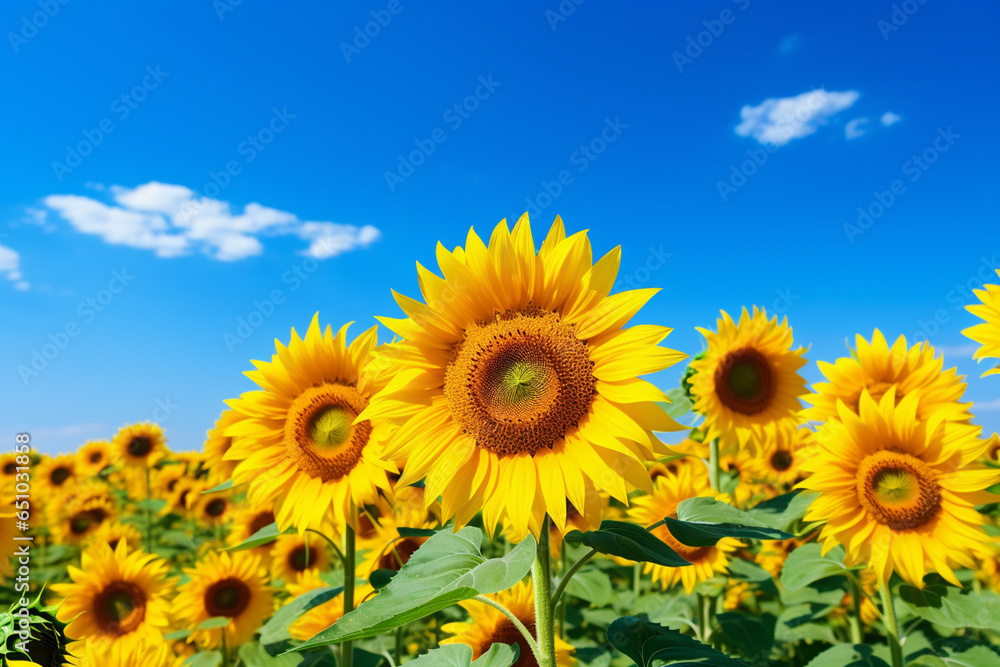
left=4, top=462, right=17, bottom=475
left=285, top=383, right=372, bottom=482
left=377, top=537, right=424, bottom=572
left=444, top=306, right=597, bottom=457
left=714, top=348, right=774, bottom=415
left=70, top=514, right=91, bottom=535
left=205, top=499, right=228, bottom=518
left=289, top=545, right=315, bottom=572
left=356, top=512, right=379, bottom=540
left=51, top=467, right=71, bottom=485
left=206, top=578, right=251, bottom=618
left=857, top=450, right=941, bottom=531
left=90, top=452, right=103, bottom=463
left=95, top=582, right=146, bottom=636
left=249, top=511, right=275, bottom=535
left=489, top=618, right=538, bottom=667
left=770, top=449, right=794, bottom=472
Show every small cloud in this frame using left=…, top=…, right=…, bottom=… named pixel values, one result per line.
left=0, top=243, right=29, bottom=290
left=881, top=111, right=901, bottom=127
left=735, top=89, right=860, bottom=146
left=975, top=397, right=1000, bottom=411
left=845, top=117, right=869, bottom=139
left=933, top=343, right=979, bottom=357
left=40, top=181, right=382, bottom=262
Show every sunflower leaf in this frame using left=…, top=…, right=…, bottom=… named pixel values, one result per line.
left=287, top=527, right=535, bottom=650
left=660, top=387, right=692, bottom=419
left=259, top=586, right=343, bottom=646
left=780, top=544, right=862, bottom=590
left=564, top=521, right=690, bottom=567
left=201, top=479, right=237, bottom=494
left=197, top=616, right=235, bottom=630
left=803, top=644, right=891, bottom=667
left=227, top=521, right=286, bottom=552
left=473, top=642, right=519, bottom=666
left=667, top=497, right=795, bottom=545
left=607, top=615, right=750, bottom=666
left=396, top=527, right=439, bottom=537
left=401, top=642, right=518, bottom=667
left=182, top=652, right=223, bottom=667
left=745, top=490, right=820, bottom=533
left=898, top=583, right=1000, bottom=630
left=368, top=569, right=397, bottom=590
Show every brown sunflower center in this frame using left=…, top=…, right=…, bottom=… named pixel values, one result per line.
left=285, top=383, right=371, bottom=482
left=377, top=537, right=424, bottom=572
left=4, top=462, right=18, bottom=475
left=95, top=581, right=146, bottom=636
left=444, top=306, right=596, bottom=457
left=655, top=516, right=712, bottom=563
left=205, top=578, right=251, bottom=618
left=51, top=466, right=71, bottom=485
left=713, top=348, right=774, bottom=415
left=857, top=450, right=941, bottom=531
left=489, top=617, right=538, bottom=667
left=289, top=544, right=316, bottom=572
left=90, top=451, right=103, bottom=463
left=249, top=511, right=276, bottom=535
left=128, top=437, right=152, bottom=458
left=205, top=499, right=228, bottom=518
left=770, top=449, right=794, bottom=472
left=70, top=513, right=92, bottom=535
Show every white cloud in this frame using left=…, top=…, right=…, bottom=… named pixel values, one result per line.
left=845, top=117, right=869, bottom=139
left=933, top=343, right=979, bottom=357
left=0, top=244, right=29, bottom=290
left=735, top=89, right=860, bottom=146
left=881, top=111, right=901, bottom=127
left=40, top=182, right=381, bottom=261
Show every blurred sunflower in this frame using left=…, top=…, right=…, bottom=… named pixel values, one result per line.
left=65, top=638, right=182, bottom=667
left=687, top=307, right=807, bottom=453
left=984, top=432, right=1000, bottom=463
left=77, top=440, right=112, bottom=476
left=270, top=533, right=330, bottom=582
left=754, top=536, right=810, bottom=578
left=228, top=504, right=278, bottom=562
left=1, top=452, right=21, bottom=480
left=89, top=521, right=143, bottom=554
left=203, top=409, right=243, bottom=485
left=192, top=492, right=234, bottom=529
left=52, top=484, right=117, bottom=547
left=362, top=215, right=686, bottom=541
left=798, top=388, right=1000, bottom=586
left=51, top=541, right=172, bottom=654
left=152, top=465, right=186, bottom=499
left=963, top=269, right=1000, bottom=376
left=35, top=454, right=77, bottom=497
left=625, top=467, right=740, bottom=594
left=174, top=551, right=273, bottom=649
left=0, top=510, right=17, bottom=579
left=111, top=422, right=166, bottom=469
left=802, top=330, right=971, bottom=424
left=285, top=570, right=375, bottom=642
left=387, top=483, right=442, bottom=528
left=745, top=426, right=814, bottom=490
left=442, top=580, right=575, bottom=666
left=161, top=477, right=202, bottom=516
left=224, top=316, right=395, bottom=533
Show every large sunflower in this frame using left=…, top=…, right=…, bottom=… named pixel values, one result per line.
left=51, top=541, right=172, bottom=653
left=802, top=330, right=971, bottom=424
left=361, top=215, right=686, bottom=541
left=270, top=533, right=330, bottom=582
left=964, top=269, right=1000, bottom=376
left=173, top=551, right=274, bottom=649
left=442, top=580, right=574, bottom=666
left=111, top=422, right=166, bottom=469
left=224, top=316, right=395, bottom=533
left=285, top=571, right=375, bottom=642
left=203, top=409, right=242, bottom=485
left=34, top=454, right=77, bottom=497
left=77, top=440, right=112, bottom=476
left=797, top=388, right=1000, bottom=586
left=688, top=307, right=807, bottom=452
left=626, top=466, right=740, bottom=594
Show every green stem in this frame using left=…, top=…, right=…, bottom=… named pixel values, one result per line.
left=532, top=518, right=556, bottom=667
left=708, top=438, right=721, bottom=493
left=633, top=562, right=641, bottom=598
left=557, top=548, right=568, bottom=640
left=342, top=524, right=356, bottom=667
left=305, top=528, right=345, bottom=566
left=879, top=578, right=904, bottom=667
left=144, top=464, right=153, bottom=553
left=551, top=548, right=597, bottom=605
left=696, top=593, right=710, bottom=644
left=848, top=574, right=864, bottom=645
left=395, top=625, right=403, bottom=665
left=221, top=627, right=230, bottom=667
left=474, top=595, right=542, bottom=664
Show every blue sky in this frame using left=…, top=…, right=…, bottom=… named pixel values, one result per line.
left=2, top=0, right=998, bottom=454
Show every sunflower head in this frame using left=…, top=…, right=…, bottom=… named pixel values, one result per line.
left=270, top=533, right=330, bottom=582
left=227, top=504, right=278, bottom=561
left=76, top=440, right=112, bottom=477
left=192, top=492, right=233, bottom=528
left=963, top=269, right=1000, bottom=377
left=745, top=425, right=814, bottom=490
left=111, top=422, right=167, bottom=469
left=88, top=521, right=143, bottom=555
left=35, top=455, right=77, bottom=497
left=0, top=594, right=73, bottom=667
left=52, top=484, right=117, bottom=547
left=203, top=409, right=243, bottom=485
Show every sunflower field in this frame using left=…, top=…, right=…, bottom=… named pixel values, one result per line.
left=4, top=215, right=1000, bottom=667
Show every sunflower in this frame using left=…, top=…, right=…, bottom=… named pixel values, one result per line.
left=362, top=215, right=686, bottom=541
left=964, top=269, right=1000, bottom=376
left=203, top=409, right=243, bottom=485
left=224, top=316, right=395, bottom=533
left=66, top=638, right=182, bottom=667
left=192, top=492, right=234, bottom=528
left=52, top=486, right=117, bottom=547
left=228, top=504, right=278, bottom=562
left=152, top=465, right=186, bottom=498
left=984, top=432, right=1000, bottom=463
left=745, top=426, right=814, bottom=490
left=270, top=533, right=330, bottom=582
left=754, top=536, right=811, bottom=578
left=51, top=541, right=172, bottom=653
left=160, top=477, right=202, bottom=516
left=111, top=422, right=166, bottom=469
left=34, top=454, right=77, bottom=497
left=1, top=452, right=21, bottom=480
left=688, top=307, right=807, bottom=453
left=387, top=483, right=442, bottom=528
left=174, top=551, right=273, bottom=649
left=358, top=513, right=435, bottom=576
left=802, top=330, right=971, bottom=424
left=77, top=440, right=112, bottom=476
left=285, top=570, right=375, bottom=642
left=88, top=521, right=143, bottom=554
left=442, top=581, right=575, bottom=666
left=797, top=388, right=1000, bottom=587
left=625, top=466, right=741, bottom=594
left=0, top=510, right=17, bottom=579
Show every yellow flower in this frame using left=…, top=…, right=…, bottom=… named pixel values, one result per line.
left=0, top=510, right=17, bottom=579
left=111, top=422, right=167, bottom=469
left=203, top=409, right=243, bottom=485
left=65, top=638, right=183, bottom=667
left=798, top=388, right=1000, bottom=586
left=77, top=440, right=112, bottom=476
left=963, top=269, right=1000, bottom=376
left=358, top=513, right=434, bottom=576
left=88, top=521, right=143, bottom=554
left=270, top=533, right=331, bottom=582
left=192, top=492, right=234, bottom=528
left=745, top=425, right=815, bottom=490
left=173, top=551, right=274, bottom=649
left=0, top=452, right=20, bottom=481
left=625, top=467, right=740, bottom=594
left=34, top=454, right=77, bottom=497
left=803, top=330, right=971, bottom=424
left=51, top=481, right=117, bottom=546
left=224, top=316, right=395, bottom=533
left=442, top=580, right=575, bottom=666
left=363, top=215, right=686, bottom=541
left=51, top=541, right=172, bottom=654
left=688, top=306, right=807, bottom=452
left=285, top=570, right=375, bottom=642
left=160, top=476, right=202, bottom=516
left=227, top=504, right=278, bottom=563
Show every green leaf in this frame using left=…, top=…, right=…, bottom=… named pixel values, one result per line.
left=201, top=479, right=237, bottom=494
left=473, top=643, right=519, bottom=667
left=368, top=568, right=397, bottom=590
left=804, top=644, right=890, bottom=667
left=898, top=583, right=1000, bottom=630
left=661, top=387, right=692, bottom=419
left=564, top=521, right=690, bottom=567
left=136, top=498, right=167, bottom=513
left=746, top=490, right=820, bottom=532
left=165, top=628, right=193, bottom=640
left=183, top=652, right=223, bottom=667
left=259, top=586, right=342, bottom=646
left=780, top=543, right=860, bottom=590
left=289, top=527, right=535, bottom=650
left=397, top=526, right=439, bottom=537
left=565, top=569, right=613, bottom=607
left=667, top=498, right=795, bottom=545
left=197, top=616, right=234, bottom=630
left=385, top=642, right=516, bottom=667
left=909, top=638, right=1000, bottom=667
left=607, top=616, right=750, bottom=666
left=238, top=641, right=304, bottom=667
left=228, top=521, right=283, bottom=551
left=716, top=612, right=774, bottom=663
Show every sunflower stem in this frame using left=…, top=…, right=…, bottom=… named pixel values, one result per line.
left=342, top=523, right=356, bottom=667
left=551, top=548, right=597, bottom=605
left=696, top=593, right=710, bottom=644
left=533, top=517, right=557, bottom=667
left=879, top=578, right=904, bottom=667
left=395, top=625, right=404, bottom=664
left=708, top=438, right=721, bottom=493
left=473, top=595, right=542, bottom=664
left=144, top=463, right=153, bottom=553
left=557, top=548, right=568, bottom=640
left=632, top=562, right=641, bottom=598
left=305, top=528, right=345, bottom=566
left=848, top=575, right=864, bottom=645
